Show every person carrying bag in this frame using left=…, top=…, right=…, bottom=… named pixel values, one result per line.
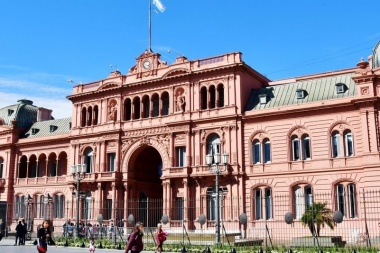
left=125, top=222, right=144, bottom=253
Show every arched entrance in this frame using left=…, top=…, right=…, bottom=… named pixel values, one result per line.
left=128, top=145, right=163, bottom=227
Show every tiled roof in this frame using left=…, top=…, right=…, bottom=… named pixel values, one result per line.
left=0, top=99, right=38, bottom=128
left=245, top=73, right=356, bottom=111
left=22, top=117, right=71, bottom=138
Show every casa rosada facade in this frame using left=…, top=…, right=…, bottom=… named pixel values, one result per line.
left=1, top=43, right=380, bottom=241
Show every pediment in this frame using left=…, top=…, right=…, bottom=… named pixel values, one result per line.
left=163, top=68, right=190, bottom=78
left=98, top=82, right=120, bottom=91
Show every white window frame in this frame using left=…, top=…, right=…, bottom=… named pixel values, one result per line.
left=291, top=136, right=300, bottom=161
left=176, top=146, right=186, bottom=167
left=263, top=139, right=271, bottom=163
left=344, top=131, right=354, bottom=157
left=302, top=135, right=311, bottom=160
left=107, top=153, right=116, bottom=172
left=336, top=183, right=356, bottom=218
left=253, top=140, right=261, bottom=164
left=331, top=131, right=341, bottom=158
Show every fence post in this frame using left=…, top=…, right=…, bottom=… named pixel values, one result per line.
left=362, top=190, right=371, bottom=249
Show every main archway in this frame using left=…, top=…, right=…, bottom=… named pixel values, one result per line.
left=128, top=145, right=163, bottom=227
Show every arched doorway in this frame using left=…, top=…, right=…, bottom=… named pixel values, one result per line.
left=128, top=146, right=163, bottom=227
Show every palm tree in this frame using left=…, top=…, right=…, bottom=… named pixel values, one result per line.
left=300, top=202, right=335, bottom=237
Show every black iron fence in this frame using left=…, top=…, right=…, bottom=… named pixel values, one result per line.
left=2, top=189, right=380, bottom=248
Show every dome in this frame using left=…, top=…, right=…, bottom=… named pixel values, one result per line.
left=373, top=41, right=380, bottom=69
left=0, top=99, right=38, bottom=129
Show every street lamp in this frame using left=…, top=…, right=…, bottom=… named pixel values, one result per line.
left=24, top=194, right=33, bottom=240
left=206, top=152, right=229, bottom=245
left=71, top=164, right=87, bottom=237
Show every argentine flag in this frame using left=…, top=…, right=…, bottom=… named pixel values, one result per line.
left=153, top=0, right=166, bottom=12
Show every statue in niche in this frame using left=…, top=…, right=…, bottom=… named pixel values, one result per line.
left=176, top=90, right=186, bottom=112
left=108, top=100, right=117, bottom=121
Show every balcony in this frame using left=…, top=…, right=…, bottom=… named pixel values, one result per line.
left=15, top=176, right=67, bottom=185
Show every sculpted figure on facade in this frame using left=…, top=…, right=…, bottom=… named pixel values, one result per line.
left=175, top=89, right=186, bottom=113
left=108, top=100, right=117, bottom=121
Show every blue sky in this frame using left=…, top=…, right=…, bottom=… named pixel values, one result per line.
left=1, top=0, right=380, bottom=118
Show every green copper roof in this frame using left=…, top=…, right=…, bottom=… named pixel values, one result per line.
left=0, top=99, right=38, bottom=128
left=22, top=117, right=71, bottom=138
left=245, top=73, right=356, bottom=111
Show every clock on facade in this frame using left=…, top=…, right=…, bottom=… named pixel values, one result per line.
left=143, top=60, right=151, bottom=70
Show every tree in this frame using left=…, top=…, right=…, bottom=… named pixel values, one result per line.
left=300, top=202, right=335, bottom=237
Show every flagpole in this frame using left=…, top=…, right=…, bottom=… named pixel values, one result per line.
left=148, top=0, right=152, bottom=52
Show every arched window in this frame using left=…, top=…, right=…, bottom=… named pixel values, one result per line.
left=152, top=94, right=160, bottom=117
left=93, top=105, right=99, bottom=125
left=124, top=98, right=132, bottom=121
left=0, top=157, right=3, bottom=178
left=201, top=87, right=208, bottom=110
left=336, top=183, right=356, bottom=218
left=88, top=107, right=93, bottom=126
left=217, top=84, right=224, bottom=108
left=83, top=148, right=94, bottom=173
left=253, top=187, right=272, bottom=220
left=133, top=97, right=141, bottom=120
left=81, top=107, right=87, bottom=127
left=293, top=185, right=313, bottom=219
left=28, top=155, right=37, bottom=178
left=252, top=138, right=271, bottom=164
left=162, top=92, right=169, bottom=116
left=54, top=194, right=65, bottom=219
left=207, top=134, right=221, bottom=164
left=142, top=95, right=150, bottom=118
left=209, top=85, right=216, bottom=109
left=331, top=131, right=340, bottom=158
left=291, top=134, right=311, bottom=161
left=344, top=130, right=354, bottom=157
left=330, top=129, right=354, bottom=158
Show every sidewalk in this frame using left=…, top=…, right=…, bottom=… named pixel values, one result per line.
left=0, top=237, right=179, bottom=253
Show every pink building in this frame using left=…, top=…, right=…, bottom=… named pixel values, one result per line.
left=1, top=42, right=380, bottom=244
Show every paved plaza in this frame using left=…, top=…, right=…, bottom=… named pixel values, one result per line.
left=0, top=238, right=178, bottom=253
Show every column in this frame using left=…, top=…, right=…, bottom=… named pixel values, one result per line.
left=97, top=183, right=102, bottom=219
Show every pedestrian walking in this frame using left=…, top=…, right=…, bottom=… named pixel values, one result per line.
left=155, top=223, right=168, bottom=253
left=37, top=220, right=56, bottom=253
left=14, top=221, right=23, bottom=246
left=21, top=219, right=27, bottom=245
left=125, top=222, right=144, bottom=253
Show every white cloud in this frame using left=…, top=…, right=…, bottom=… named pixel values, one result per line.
left=0, top=92, right=72, bottom=118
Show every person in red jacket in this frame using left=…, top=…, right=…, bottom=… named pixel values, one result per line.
left=125, top=222, right=144, bottom=253
left=155, top=223, right=168, bottom=253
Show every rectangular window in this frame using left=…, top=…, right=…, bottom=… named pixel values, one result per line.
left=265, top=188, right=272, bottom=219
left=82, top=198, right=92, bottom=220
left=294, top=187, right=302, bottom=219
left=0, top=161, right=3, bottom=178
left=255, top=189, right=262, bottom=220
left=264, top=141, right=271, bottom=163
left=207, top=195, right=216, bottom=220
left=173, top=197, right=184, bottom=220
left=336, top=184, right=345, bottom=216
left=107, top=153, right=116, bottom=172
left=105, top=199, right=112, bottom=220
left=54, top=195, right=65, bottom=219
left=304, top=187, right=313, bottom=208
left=348, top=184, right=356, bottom=218
left=176, top=147, right=186, bottom=167
left=292, top=138, right=300, bottom=161
left=253, top=142, right=261, bottom=164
